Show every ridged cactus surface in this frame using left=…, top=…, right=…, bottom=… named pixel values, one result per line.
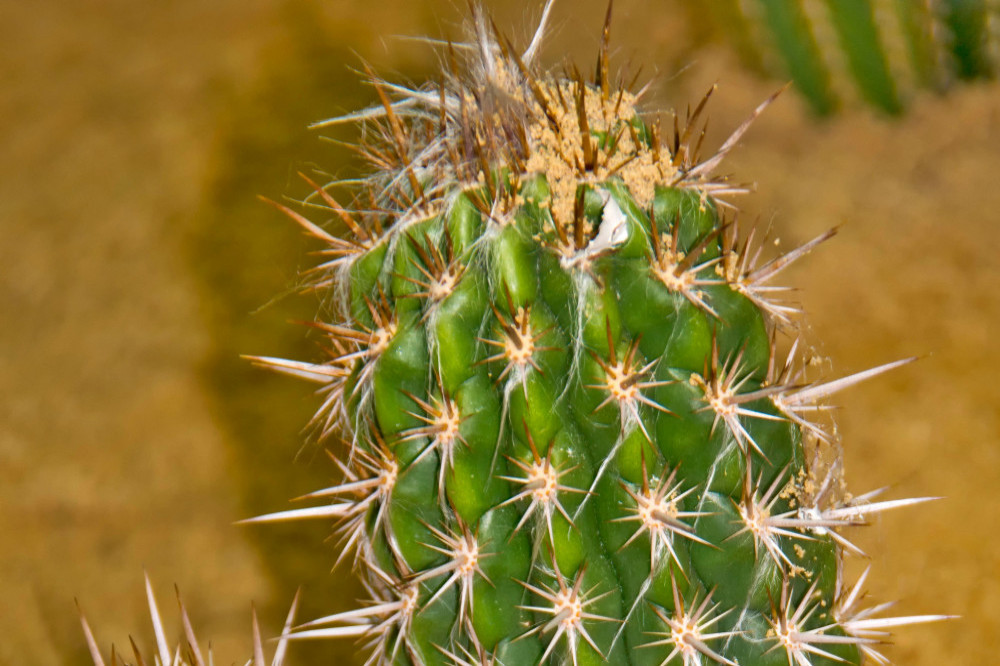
left=689, top=0, right=1000, bottom=114
left=240, top=6, right=949, bottom=665
left=79, top=4, right=947, bottom=666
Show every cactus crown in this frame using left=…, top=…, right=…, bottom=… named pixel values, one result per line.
left=81, top=3, right=947, bottom=666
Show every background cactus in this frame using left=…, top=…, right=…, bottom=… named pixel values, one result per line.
left=682, top=0, right=1000, bottom=114
left=229, top=4, right=945, bottom=664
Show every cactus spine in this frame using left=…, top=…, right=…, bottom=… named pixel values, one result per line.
left=81, top=3, right=948, bottom=665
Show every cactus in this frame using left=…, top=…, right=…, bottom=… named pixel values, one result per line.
left=78, top=576, right=298, bottom=666
left=80, top=3, right=948, bottom=665
left=686, top=0, right=1000, bottom=115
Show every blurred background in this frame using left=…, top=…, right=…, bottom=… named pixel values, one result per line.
left=1, top=0, right=997, bottom=663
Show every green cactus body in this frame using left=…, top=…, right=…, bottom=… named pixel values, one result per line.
left=689, top=0, right=999, bottom=115
left=233, top=6, right=947, bottom=666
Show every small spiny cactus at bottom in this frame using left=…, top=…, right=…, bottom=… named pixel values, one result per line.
left=80, top=3, right=950, bottom=665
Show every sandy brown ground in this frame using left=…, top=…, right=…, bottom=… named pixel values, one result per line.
left=0, top=1, right=995, bottom=664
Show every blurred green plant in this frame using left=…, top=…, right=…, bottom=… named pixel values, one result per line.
left=684, top=0, right=998, bottom=115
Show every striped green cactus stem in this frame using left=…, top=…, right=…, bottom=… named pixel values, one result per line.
left=687, top=0, right=1000, bottom=114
